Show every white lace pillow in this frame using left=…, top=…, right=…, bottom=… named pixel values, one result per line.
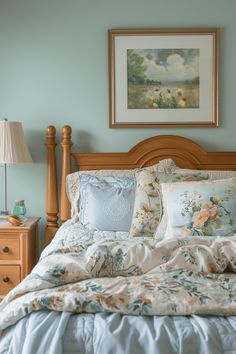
left=66, top=158, right=177, bottom=219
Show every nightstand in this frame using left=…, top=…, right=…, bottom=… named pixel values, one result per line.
left=0, top=217, right=40, bottom=300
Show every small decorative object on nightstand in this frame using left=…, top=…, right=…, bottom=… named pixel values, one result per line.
left=0, top=217, right=40, bottom=300
left=12, top=200, right=27, bottom=216
left=7, top=215, right=23, bottom=227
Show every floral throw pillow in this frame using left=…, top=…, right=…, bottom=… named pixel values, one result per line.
left=130, top=170, right=208, bottom=237
left=161, top=177, right=236, bottom=238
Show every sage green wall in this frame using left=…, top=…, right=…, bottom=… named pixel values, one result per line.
left=0, top=0, right=235, bottom=249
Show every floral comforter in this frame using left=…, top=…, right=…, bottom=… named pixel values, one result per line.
left=1, top=226, right=236, bottom=332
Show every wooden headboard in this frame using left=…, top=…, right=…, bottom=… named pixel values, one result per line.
left=45, top=125, right=236, bottom=245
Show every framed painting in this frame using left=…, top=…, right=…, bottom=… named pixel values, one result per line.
left=108, top=28, right=219, bottom=128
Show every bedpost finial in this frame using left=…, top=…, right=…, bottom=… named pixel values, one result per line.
left=62, top=125, right=72, bottom=138
left=46, top=125, right=56, bottom=138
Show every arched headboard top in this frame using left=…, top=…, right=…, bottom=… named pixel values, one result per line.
left=72, top=134, right=236, bottom=171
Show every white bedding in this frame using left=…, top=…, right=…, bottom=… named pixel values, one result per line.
left=41, top=220, right=130, bottom=260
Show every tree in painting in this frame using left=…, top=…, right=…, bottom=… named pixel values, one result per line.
left=127, top=48, right=200, bottom=109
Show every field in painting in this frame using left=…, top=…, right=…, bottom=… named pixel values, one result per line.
left=128, top=82, right=199, bottom=109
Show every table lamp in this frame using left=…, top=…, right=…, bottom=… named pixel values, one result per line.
left=0, top=119, right=33, bottom=216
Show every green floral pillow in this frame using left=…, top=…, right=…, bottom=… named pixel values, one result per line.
left=161, top=177, right=236, bottom=238
left=130, top=170, right=208, bottom=237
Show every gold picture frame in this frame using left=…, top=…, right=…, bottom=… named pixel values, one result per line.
left=109, top=28, right=219, bottom=128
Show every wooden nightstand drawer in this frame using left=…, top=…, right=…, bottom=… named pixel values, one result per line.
left=0, top=217, right=40, bottom=300
left=0, top=238, right=20, bottom=260
left=0, top=265, right=21, bottom=296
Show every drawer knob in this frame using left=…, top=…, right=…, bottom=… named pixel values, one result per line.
left=3, top=276, right=10, bottom=283
left=2, top=246, right=10, bottom=253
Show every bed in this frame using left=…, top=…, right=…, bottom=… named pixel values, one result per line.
left=1, top=126, right=236, bottom=354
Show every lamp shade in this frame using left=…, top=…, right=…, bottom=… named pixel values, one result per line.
left=0, top=121, right=33, bottom=164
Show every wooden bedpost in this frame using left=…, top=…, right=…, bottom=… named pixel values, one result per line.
left=60, top=125, right=72, bottom=223
left=45, top=126, right=59, bottom=245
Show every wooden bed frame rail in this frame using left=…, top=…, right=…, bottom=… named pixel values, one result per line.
left=45, top=125, right=236, bottom=246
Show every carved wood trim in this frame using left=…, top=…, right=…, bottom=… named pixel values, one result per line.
left=45, top=126, right=59, bottom=245
left=73, top=135, right=236, bottom=171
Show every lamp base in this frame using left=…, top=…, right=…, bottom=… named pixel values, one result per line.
left=0, top=210, right=9, bottom=217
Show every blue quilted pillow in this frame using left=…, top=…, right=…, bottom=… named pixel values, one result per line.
left=79, top=174, right=135, bottom=231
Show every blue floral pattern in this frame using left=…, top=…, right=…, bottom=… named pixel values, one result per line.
left=1, top=233, right=236, bottom=331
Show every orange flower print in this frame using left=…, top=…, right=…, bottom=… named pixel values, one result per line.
left=140, top=296, right=151, bottom=305
left=192, top=209, right=209, bottom=228
left=203, top=201, right=220, bottom=220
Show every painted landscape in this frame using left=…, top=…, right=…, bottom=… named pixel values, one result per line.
left=127, top=48, right=200, bottom=109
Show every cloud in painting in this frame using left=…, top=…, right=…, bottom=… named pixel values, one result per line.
left=141, top=49, right=199, bottom=82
